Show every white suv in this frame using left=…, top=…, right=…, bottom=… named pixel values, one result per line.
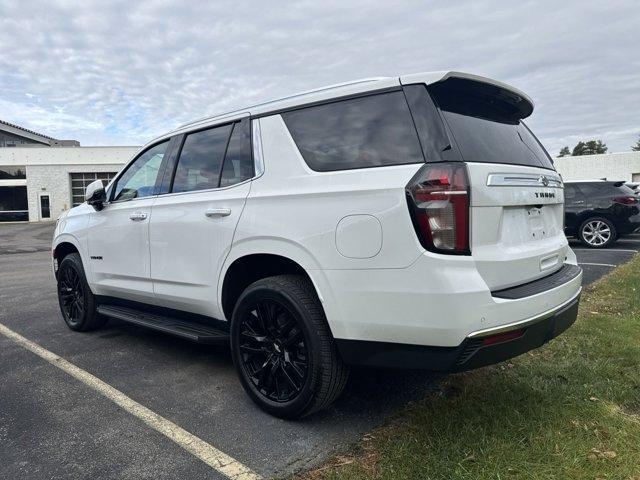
left=52, top=71, right=582, bottom=418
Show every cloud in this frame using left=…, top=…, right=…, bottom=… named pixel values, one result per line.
left=0, top=0, right=638, bottom=154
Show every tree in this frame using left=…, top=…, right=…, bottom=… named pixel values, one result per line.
left=571, top=140, right=608, bottom=156
left=632, top=135, right=640, bottom=152
left=558, top=146, right=571, bottom=157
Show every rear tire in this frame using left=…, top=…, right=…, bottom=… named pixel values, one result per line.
left=56, top=253, right=106, bottom=331
left=230, top=274, right=348, bottom=419
left=578, top=217, right=617, bottom=248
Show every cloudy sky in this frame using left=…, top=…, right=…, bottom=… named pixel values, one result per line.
left=1, top=0, right=638, bottom=155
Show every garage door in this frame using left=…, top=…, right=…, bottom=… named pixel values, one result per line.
left=0, top=186, right=28, bottom=222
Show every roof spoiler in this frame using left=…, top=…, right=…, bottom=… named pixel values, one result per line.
left=400, top=71, right=534, bottom=120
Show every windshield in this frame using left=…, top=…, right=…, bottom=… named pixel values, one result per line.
left=428, top=78, right=554, bottom=170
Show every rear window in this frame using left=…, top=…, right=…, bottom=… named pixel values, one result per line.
left=428, top=78, right=554, bottom=170
left=282, top=91, right=424, bottom=172
left=574, top=182, right=636, bottom=197
left=614, top=184, right=637, bottom=196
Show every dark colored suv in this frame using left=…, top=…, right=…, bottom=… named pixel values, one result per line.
left=564, top=181, right=640, bottom=248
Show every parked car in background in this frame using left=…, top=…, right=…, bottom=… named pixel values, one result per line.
left=564, top=180, right=640, bottom=248
left=52, top=71, right=583, bottom=418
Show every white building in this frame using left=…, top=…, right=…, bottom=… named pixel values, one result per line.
left=0, top=146, right=136, bottom=222
left=554, top=151, right=640, bottom=182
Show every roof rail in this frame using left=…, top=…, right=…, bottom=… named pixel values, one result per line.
left=175, top=76, right=389, bottom=131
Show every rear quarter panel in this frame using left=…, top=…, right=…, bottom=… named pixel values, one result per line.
left=233, top=115, right=426, bottom=271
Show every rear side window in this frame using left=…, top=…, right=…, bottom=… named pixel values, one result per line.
left=172, top=124, right=233, bottom=193
left=220, top=119, right=254, bottom=187
left=282, top=91, right=424, bottom=172
left=575, top=183, right=600, bottom=197
left=428, top=78, right=554, bottom=170
left=564, top=184, right=578, bottom=199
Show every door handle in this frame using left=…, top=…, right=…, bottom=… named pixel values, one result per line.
left=129, top=212, right=148, bottom=221
left=205, top=208, right=232, bottom=218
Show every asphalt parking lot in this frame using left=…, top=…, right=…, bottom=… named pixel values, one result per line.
left=1, top=223, right=638, bottom=479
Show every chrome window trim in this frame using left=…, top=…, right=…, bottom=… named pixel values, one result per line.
left=148, top=177, right=253, bottom=200
left=486, top=172, right=563, bottom=188
left=102, top=118, right=262, bottom=207
left=252, top=118, right=265, bottom=178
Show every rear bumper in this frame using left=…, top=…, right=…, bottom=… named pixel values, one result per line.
left=617, top=212, right=640, bottom=234
left=336, top=290, right=580, bottom=371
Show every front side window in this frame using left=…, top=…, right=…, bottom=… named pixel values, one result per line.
left=112, top=141, right=169, bottom=201
left=172, top=124, right=233, bottom=193
left=282, top=91, right=425, bottom=172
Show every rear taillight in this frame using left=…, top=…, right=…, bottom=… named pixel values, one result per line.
left=405, top=162, right=470, bottom=255
left=614, top=196, right=639, bottom=205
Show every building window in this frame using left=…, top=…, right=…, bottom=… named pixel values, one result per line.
left=70, top=172, right=117, bottom=207
left=0, top=166, right=27, bottom=179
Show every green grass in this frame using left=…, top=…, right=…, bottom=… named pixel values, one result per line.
left=308, top=258, right=640, bottom=480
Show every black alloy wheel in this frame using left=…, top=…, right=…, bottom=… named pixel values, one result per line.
left=58, top=263, right=85, bottom=326
left=231, top=275, right=349, bottom=419
left=56, top=253, right=106, bottom=331
left=238, top=298, right=309, bottom=403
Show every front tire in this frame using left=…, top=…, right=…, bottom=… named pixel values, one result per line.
left=230, top=275, right=348, bottom=419
left=57, top=253, right=106, bottom=331
left=578, top=217, right=617, bottom=248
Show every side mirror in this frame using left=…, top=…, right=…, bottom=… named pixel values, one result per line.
left=85, top=179, right=106, bottom=211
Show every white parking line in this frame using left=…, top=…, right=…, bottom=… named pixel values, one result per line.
left=0, top=322, right=261, bottom=480
left=572, top=248, right=639, bottom=253
left=578, top=262, right=616, bottom=267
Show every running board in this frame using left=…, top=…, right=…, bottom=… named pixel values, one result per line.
left=96, top=305, right=229, bottom=345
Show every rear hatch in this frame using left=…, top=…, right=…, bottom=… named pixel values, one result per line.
left=426, top=77, right=567, bottom=291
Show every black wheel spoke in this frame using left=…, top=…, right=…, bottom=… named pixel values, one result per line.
left=240, top=344, right=268, bottom=356
left=280, top=363, right=300, bottom=391
left=241, top=330, right=269, bottom=343
left=239, top=298, right=309, bottom=403
left=283, top=328, right=303, bottom=347
left=287, top=359, right=306, bottom=380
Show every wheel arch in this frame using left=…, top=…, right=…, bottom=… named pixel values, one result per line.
left=52, top=235, right=84, bottom=278
left=219, top=239, right=333, bottom=326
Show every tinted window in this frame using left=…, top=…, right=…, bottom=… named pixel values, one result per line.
left=564, top=184, right=577, bottom=199
left=0, top=166, right=26, bottom=179
left=172, top=124, right=233, bottom=193
left=282, top=91, right=424, bottom=172
left=614, top=184, right=637, bottom=196
left=220, top=120, right=253, bottom=187
left=402, top=84, right=457, bottom=162
left=576, top=183, right=604, bottom=197
left=113, top=141, right=168, bottom=201
left=428, top=79, right=554, bottom=170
